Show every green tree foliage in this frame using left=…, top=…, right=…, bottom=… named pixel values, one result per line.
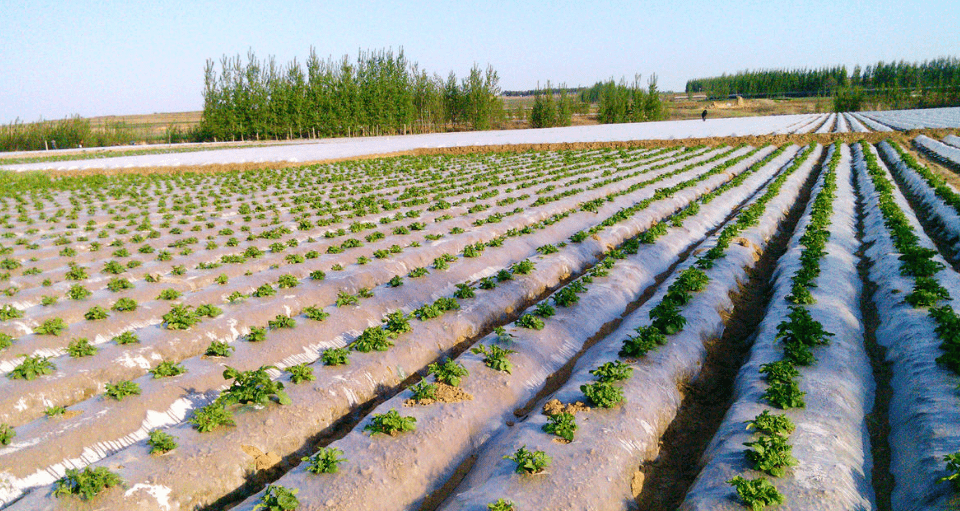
left=596, top=74, right=665, bottom=124
left=199, top=48, right=506, bottom=141
left=686, top=57, right=960, bottom=109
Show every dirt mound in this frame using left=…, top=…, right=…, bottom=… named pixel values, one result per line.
left=404, top=382, right=474, bottom=406
left=542, top=398, right=590, bottom=416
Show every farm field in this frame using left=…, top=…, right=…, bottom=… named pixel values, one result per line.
left=5, top=108, right=960, bottom=174
left=2, top=109, right=960, bottom=510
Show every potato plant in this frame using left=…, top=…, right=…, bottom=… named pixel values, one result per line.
left=364, top=409, right=416, bottom=436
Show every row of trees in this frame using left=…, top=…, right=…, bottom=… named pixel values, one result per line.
left=686, top=56, right=960, bottom=109
left=198, top=48, right=506, bottom=142
left=529, top=82, right=577, bottom=128
left=595, top=75, right=665, bottom=124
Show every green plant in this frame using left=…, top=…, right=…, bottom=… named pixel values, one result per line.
left=253, top=283, right=277, bottom=298
left=553, top=287, right=579, bottom=307
left=35, top=317, right=68, bottom=335
left=303, top=306, right=329, bottom=321
left=454, top=283, right=475, bottom=299
left=619, top=325, right=667, bottom=357
left=67, top=337, right=97, bottom=357
left=268, top=314, right=296, bottom=329
left=277, top=274, right=299, bottom=288
left=111, top=297, right=138, bottom=312
left=515, top=314, right=545, bottom=330
left=939, top=452, right=960, bottom=489
left=744, top=434, right=797, bottom=477
left=534, top=302, right=556, bottom=318
left=512, top=259, right=535, bottom=275
left=53, top=467, right=122, bottom=500
left=45, top=405, right=66, bottom=417
left=479, top=277, right=497, bottom=289
left=254, top=484, right=299, bottom=511
left=364, top=409, right=416, bottom=436
left=205, top=340, right=234, bottom=357
left=309, top=270, right=326, bottom=281
left=84, top=305, right=109, bottom=321
left=350, top=326, right=393, bottom=352
left=190, top=402, right=235, bottom=432
left=67, top=284, right=91, bottom=300
left=104, top=380, right=141, bottom=400
left=496, top=269, right=513, bottom=282
left=388, top=275, right=403, bottom=287
left=9, top=355, right=55, bottom=380
left=543, top=412, right=577, bottom=442
left=428, top=358, right=469, bottom=386
left=220, top=365, right=291, bottom=406
left=215, top=273, right=229, bottom=285
left=410, top=266, right=429, bottom=277
left=727, top=475, right=785, bottom=511
left=488, top=499, right=516, bottom=511
left=649, top=301, right=686, bottom=335
left=383, top=310, right=412, bottom=337
left=504, top=445, right=551, bottom=474
left=303, top=447, right=347, bottom=474
left=322, top=347, right=350, bottom=366
left=763, top=379, right=806, bottom=409
left=41, top=295, right=58, bottom=306
left=471, top=344, right=516, bottom=373
left=287, top=363, right=315, bottom=384
left=0, top=423, right=14, bottom=445
left=157, top=288, right=182, bottom=300
left=746, top=410, right=795, bottom=437
left=147, top=429, right=178, bottom=454
left=114, top=331, right=140, bottom=345
left=106, top=277, right=133, bottom=292
left=414, top=302, right=443, bottom=321
left=580, top=381, right=624, bottom=408
left=163, top=304, right=200, bottom=330
left=150, top=360, right=186, bottom=378
left=589, top=360, right=633, bottom=382
left=410, top=380, right=438, bottom=401
left=196, top=304, right=222, bottom=318
left=336, top=291, right=360, bottom=307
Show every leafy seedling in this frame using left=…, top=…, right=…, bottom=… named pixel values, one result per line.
left=504, top=445, right=551, bottom=474
left=253, top=484, right=299, bottom=511
left=364, top=409, right=416, bottom=436
left=104, top=380, right=141, bottom=401
left=303, top=447, right=347, bottom=474
left=727, top=475, right=785, bottom=511
left=589, top=360, right=633, bottom=382
left=148, top=429, right=178, bottom=454
left=53, top=467, right=122, bottom=500
left=428, top=358, right=469, bottom=386
left=322, top=347, right=350, bottom=366
left=471, top=344, right=516, bottom=373
left=543, top=412, right=577, bottom=442
left=9, top=355, right=55, bottom=380
left=286, top=363, right=315, bottom=384
left=150, top=360, right=186, bottom=379
left=220, top=365, right=291, bottom=406
left=580, top=381, right=624, bottom=408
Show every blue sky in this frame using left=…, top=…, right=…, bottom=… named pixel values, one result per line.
left=1, top=0, right=958, bottom=123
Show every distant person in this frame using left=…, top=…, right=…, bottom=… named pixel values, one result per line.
left=701, top=109, right=707, bottom=122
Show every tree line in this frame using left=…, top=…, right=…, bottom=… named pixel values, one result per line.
left=685, top=56, right=960, bottom=109
left=198, top=48, right=505, bottom=141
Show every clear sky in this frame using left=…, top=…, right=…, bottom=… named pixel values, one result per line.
left=2, top=0, right=958, bottom=123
